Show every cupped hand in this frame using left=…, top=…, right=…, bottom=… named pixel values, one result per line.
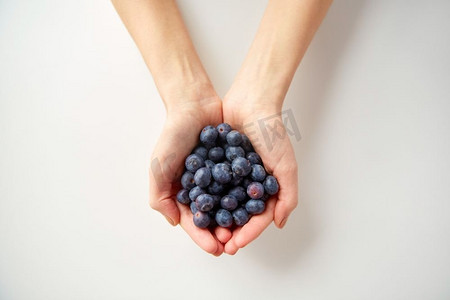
left=222, top=96, right=298, bottom=255
left=148, top=96, right=231, bottom=256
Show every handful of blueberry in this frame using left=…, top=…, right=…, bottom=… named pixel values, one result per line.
left=176, top=123, right=279, bottom=229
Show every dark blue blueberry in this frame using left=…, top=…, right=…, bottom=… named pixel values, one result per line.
left=208, top=181, right=224, bottom=195
left=230, top=173, right=243, bottom=186
left=200, top=125, right=218, bottom=146
left=215, top=209, right=233, bottom=227
left=195, top=194, right=215, bottom=212
left=245, top=199, right=265, bottom=215
left=263, top=175, right=279, bottom=195
left=226, top=130, right=243, bottom=146
left=222, top=143, right=230, bottom=151
left=231, top=157, right=252, bottom=177
left=204, top=159, right=215, bottom=170
left=223, top=160, right=231, bottom=167
left=247, top=182, right=264, bottom=199
left=194, top=167, right=211, bottom=188
left=241, top=178, right=252, bottom=189
left=212, top=195, right=221, bottom=207
left=212, top=163, right=232, bottom=184
left=246, top=152, right=262, bottom=165
left=240, top=134, right=254, bottom=152
left=181, top=171, right=195, bottom=190
left=216, top=123, right=232, bottom=141
left=193, top=146, right=208, bottom=160
left=220, top=195, right=238, bottom=211
left=185, top=154, right=205, bottom=173
left=208, top=210, right=217, bottom=228
left=261, top=193, right=270, bottom=201
left=228, top=186, right=247, bottom=202
left=190, top=201, right=198, bottom=214
left=208, top=147, right=225, bottom=162
left=232, top=207, right=249, bottom=226
left=250, top=164, right=266, bottom=182
left=193, top=211, right=210, bottom=228
left=176, top=189, right=190, bottom=204
left=189, top=186, right=205, bottom=201
left=225, top=146, right=245, bottom=161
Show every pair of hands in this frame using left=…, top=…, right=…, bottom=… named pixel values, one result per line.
left=149, top=92, right=298, bottom=256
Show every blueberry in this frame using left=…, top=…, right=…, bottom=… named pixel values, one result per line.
left=231, top=157, right=252, bottom=177
left=194, top=167, right=211, bottom=188
left=230, top=173, right=243, bottom=186
left=212, top=195, right=221, bottom=207
left=204, top=159, right=215, bottom=170
left=181, top=171, right=195, bottom=190
left=195, top=194, right=215, bottom=212
left=263, top=175, right=279, bottom=195
left=250, top=164, right=266, bottom=182
left=212, top=163, right=232, bottom=184
left=261, top=193, right=270, bottom=201
left=176, top=189, right=190, bottom=204
left=193, top=146, right=208, bottom=160
left=241, top=178, right=252, bottom=189
left=200, top=125, right=218, bottom=146
left=208, top=181, right=224, bottom=195
left=226, top=130, right=243, bottom=146
left=208, top=147, right=225, bottom=162
left=215, top=209, right=233, bottom=227
left=190, top=201, right=198, bottom=214
left=247, top=182, right=264, bottom=199
left=223, top=160, right=231, bottom=167
left=208, top=210, right=218, bottom=228
left=220, top=195, right=238, bottom=211
left=216, top=123, right=232, bottom=141
left=185, top=154, right=205, bottom=173
left=245, top=199, right=265, bottom=215
left=246, top=152, right=262, bottom=165
left=241, top=134, right=254, bottom=152
left=225, top=146, right=245, bottom=161
left=232, top=208, right=249, bottom=226
left=228, top=186, right=247, bottom=202
left=189, top=186, right=205, bottom=201
left=193, top=211, right=210, bottom=228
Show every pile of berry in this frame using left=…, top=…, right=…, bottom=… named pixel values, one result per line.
left=176, top=123, right=279, bottom=229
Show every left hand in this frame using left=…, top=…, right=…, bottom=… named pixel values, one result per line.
left=222, top=94, right=298, bottom=255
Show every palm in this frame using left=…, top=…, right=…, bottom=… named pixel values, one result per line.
left=222, top=100, right=298, bottom=254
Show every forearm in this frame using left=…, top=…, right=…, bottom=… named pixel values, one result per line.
left=229, top=0, right=333, bottom=106
left=112, top=0, right=216, bottom=109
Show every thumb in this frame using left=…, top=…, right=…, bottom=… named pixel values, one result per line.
left=149, top=196, right=180, bottom=226
left=149, top=156, right=181, bottom=226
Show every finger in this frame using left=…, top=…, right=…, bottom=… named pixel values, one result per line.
left=177, top=202, right=219, bottom=254
left=211, top=233, right=225, bottom=257
left=214, top=226, right=232, bottom=244
left=233, top=197, right=276, bottom=248
left=224, top=227, right=243, bottom=255
left=273, top=163, right=298, bottom=228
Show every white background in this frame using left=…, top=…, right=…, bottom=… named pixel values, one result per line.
left=1, top=0, right=450, bottom=299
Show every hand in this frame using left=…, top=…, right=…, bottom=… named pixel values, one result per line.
left=222, top=95, right=298, bottom=255
left=148, top=95, right=231, bottom=256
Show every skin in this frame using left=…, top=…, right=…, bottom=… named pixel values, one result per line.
left=112, top=0, right=332, bottom=256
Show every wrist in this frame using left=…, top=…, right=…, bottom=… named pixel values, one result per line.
left=161, top=81, right=220, bottom=114
left=224, top=77, right=286, bottom=113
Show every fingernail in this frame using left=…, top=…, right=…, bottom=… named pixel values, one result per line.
left=164, top=215, right=175, bottom=226
left=279, top=217, right=288, bottom=228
